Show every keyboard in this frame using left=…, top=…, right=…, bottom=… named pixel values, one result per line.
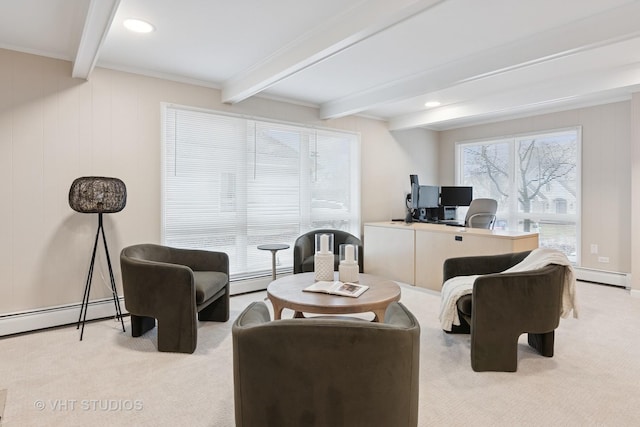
left=416, top=219, right=464, bottom=227
left=438, top=220, right=464, bottom=227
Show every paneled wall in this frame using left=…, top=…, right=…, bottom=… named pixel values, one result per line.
left=438, top=102, right=632, bottom=275
left=0, top=49, right=431, bottom=314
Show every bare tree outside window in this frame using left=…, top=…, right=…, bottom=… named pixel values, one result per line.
left=516, top=136, right=577, bottom=215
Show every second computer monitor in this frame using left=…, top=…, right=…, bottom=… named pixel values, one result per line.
left=440, top=186, right=473, bottom=207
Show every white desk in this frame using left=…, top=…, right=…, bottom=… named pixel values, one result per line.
left=363, top=221, right=539, bottom=291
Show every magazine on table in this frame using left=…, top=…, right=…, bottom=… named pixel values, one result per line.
left=303, top=280, right=369, bottom=298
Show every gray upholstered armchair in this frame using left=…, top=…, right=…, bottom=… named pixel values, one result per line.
left=293, top=229, right=363, bottom=274
left=443, top=251, right=566, bottom=372
left=120, top=244, right=229, bottom=353
left=232, top=301, right=420, bottom=427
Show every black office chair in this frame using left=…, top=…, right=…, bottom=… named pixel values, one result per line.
left=464, top=198, right=497, bottom=229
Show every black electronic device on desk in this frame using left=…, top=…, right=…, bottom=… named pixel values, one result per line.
left=405, top=175, right=473, bottom=225
left=440, top=186, right=473, bottom=207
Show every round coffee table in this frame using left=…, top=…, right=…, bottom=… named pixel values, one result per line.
left=267, top=272, right=401, bottom=322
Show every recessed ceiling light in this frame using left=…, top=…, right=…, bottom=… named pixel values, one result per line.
left=123, top=19, right=155, bottom=33
left=424, top=101, right=441, bottom=108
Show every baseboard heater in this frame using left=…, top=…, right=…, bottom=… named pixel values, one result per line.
left=0, top=297, right=129, bottom=338
left=574, top=267, right=629, bottom=288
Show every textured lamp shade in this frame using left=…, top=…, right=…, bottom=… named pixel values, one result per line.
left=69, top=177, right=126, bottom=214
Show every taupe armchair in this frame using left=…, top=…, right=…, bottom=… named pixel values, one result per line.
left=120, top=244, right=229, bottom=353
left=443, top=251, right=566, bottom=372
left=293, top=229, right=363, bottom=274
left=232, top=301, right=420, bottom=427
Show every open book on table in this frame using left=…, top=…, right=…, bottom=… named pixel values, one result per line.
left=303, top=280, right=369, bottom=298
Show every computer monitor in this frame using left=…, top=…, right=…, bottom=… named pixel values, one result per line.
left=416, top=185, right=439, bottom=208
left=440, top=186, right=473, bottom=207
left=409, top=174, right=439, bottom=208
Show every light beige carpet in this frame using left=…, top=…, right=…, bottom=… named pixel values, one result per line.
left=1, top=281, right=639, bottom=426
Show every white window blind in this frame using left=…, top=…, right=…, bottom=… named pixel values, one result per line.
left=162, top=105, right=360, bottom=279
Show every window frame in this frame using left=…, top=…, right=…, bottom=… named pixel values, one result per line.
left=455, top=126, right=582, bottom=264
left=160, top=103, right=361, bottom=280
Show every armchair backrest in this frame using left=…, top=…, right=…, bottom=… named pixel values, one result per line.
left=121, top=243, right=174, bottom=264
left=443, top=250, right=531, bottom=282
left=293, top=229, right=363, bottom=273
left=121, top=243, right=229, bottom=273
left=232, top=301, right=420, bottom=427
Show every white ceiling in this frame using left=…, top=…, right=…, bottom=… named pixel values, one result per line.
left=1, top=0, right=640, bottom=130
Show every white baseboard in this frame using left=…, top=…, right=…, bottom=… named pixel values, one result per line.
left=0, top=297, right=127, bottom=337
left=574, top=267, right=630, bottom=288
left=0, top=275, right=274, bottom=337
left=230, top=276, right=271, bottom=295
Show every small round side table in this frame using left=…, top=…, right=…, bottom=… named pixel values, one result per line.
left=257, top=243, right=290, bottom=281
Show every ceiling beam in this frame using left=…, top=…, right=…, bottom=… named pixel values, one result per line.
left=320, top=1, right=640, bottom=119
left=220, top=0, right=445, bottom=104
left=72, top=0, right=121, bottom=80
left=388, top=62, right=640, bottom=131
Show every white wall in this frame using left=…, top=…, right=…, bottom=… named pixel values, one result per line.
left=631, top=93, right=640, bottom=293
left=438, top=102, right=632, bottom=275
left=0, top=49, right=428, bottom=315
left=381, top=128, right=439, bottom=219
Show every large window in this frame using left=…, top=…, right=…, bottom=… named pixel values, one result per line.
left=457, top=128, right=581, bottom=263
left=162, top=105, right=360, bottom=279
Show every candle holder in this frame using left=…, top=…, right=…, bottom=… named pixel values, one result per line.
left=339, top=244, right=359, bottom=283
left=314, top=233, right=334, bottom=281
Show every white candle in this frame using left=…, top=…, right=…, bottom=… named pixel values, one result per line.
left=320, top=234, right=329, bottom=254
left=345, top=244, right=355, bottom=263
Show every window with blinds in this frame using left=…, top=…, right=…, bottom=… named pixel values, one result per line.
left=162, top=105, right=361, bottom=279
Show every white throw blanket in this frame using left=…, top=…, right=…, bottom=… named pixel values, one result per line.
left=439, top=248, right=579, bottom=331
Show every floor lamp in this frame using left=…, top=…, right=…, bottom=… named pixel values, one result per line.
left=69, top=176, right=127, bottom=340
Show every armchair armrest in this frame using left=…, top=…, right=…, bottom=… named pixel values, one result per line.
left=469, top=264, right=565, bottom=371
left=120, top=255, right=196, bottom=316
left=442, top=251, right=531, bottom=283
left=472, top=264, right=564, bottom=333
left=384, top=302, right=420, bottom=329
left=233, top=301, right=271, bottom=329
